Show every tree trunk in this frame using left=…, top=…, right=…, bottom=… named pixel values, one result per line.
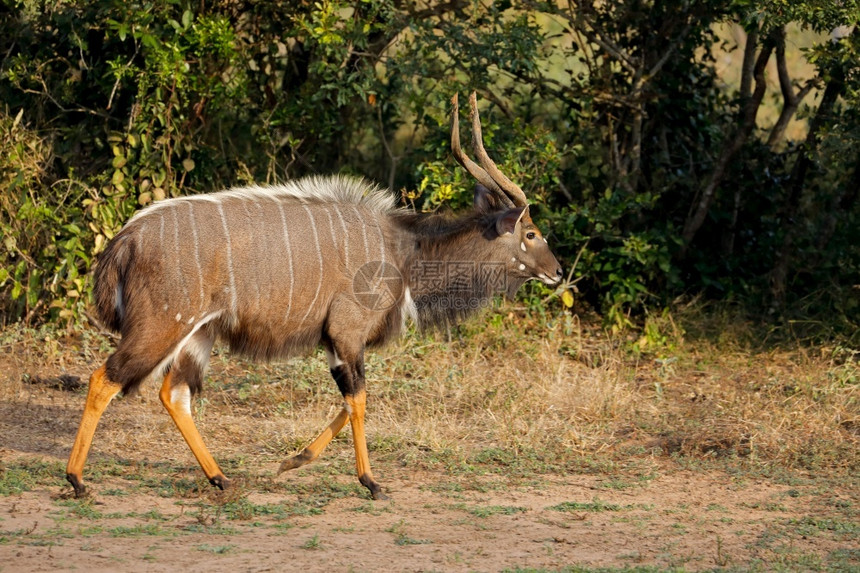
left=769, top=67, right=845, bottom=303
left=680, top=29, right=775, bottom=253
left=815, top=154, right=860, bottom=256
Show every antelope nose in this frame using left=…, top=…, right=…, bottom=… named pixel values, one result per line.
left=555, top=267, right=563, bottom=278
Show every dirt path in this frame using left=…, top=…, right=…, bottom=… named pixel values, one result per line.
left=1, top=450, right=857, bottom=572
left=1, top=328, right=857, bottom=571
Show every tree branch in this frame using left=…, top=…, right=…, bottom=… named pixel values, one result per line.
left=681, top=31, right=775, bottom=251
left=766, top=28, right=818, bottom=148
left=739, top=26, right=758, bottom=100
left=770, top=63, right=846, bottom=302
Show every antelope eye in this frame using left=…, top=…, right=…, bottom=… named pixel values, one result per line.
left=526, top=232, right=536, bottom=240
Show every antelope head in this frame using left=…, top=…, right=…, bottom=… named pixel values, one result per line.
left=451, top=92, right=563, bottom=288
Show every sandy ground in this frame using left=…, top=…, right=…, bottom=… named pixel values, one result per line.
left=2, top=457, right=855, bottom=573
left=0, top=332, right=857, bottom=572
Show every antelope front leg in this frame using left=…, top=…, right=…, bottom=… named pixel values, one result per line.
left=324, top=337, right=387, bottom=500
left=66, top=364, right=123, bottom=497
left=345, top=389, right=386, bottom=500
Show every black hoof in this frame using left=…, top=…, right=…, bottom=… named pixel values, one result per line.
left=371, top=489, right=389, bottom=501
left=359, top=474, right=387, bottom=500
left=209, top=475, right=231, bottom=490
left=66, top=473, right=87, bottom=498
left=278, top=449, right=313, bottom=474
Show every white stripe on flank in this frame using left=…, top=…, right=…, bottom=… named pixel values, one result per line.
left=150, top=310, right=223, bottom=381
left=186, top=202, right=205, bottom=310
left=159, top=213, right=165, bottom=248
left=171, top=205, right=190, bottom=308
left=298, top=205, right=324, bottom=326
left=372, top=212, right=387, bottom=295
left=216, top=203, right=238, bottom=319
left=273, top=197, right=295, bottom=324
left=239, top=199, right=262, bottom=312
left=323, top=208, right=339, bottom=256
left=374, top=213, right=386, bottom=266
left=333, top=205, right=349, bottom=266
left=353, top=205, right=370, bottom=262
left=137, top=222, right=147, bottom=252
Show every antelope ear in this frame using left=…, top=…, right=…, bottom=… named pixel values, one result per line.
left=495, top=206, right=528, bottom=236
left=473, top=184, right=502, bottom=213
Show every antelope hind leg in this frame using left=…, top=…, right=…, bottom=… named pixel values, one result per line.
left=66, top=364, right=122, bottom=497
left=278, top=407, right=349, bottom=473
left=159, top=372, right=230, bottom=490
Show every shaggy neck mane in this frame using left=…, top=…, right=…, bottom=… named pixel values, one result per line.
left=394, top=210, right=522, bottom=330
left=128, top=175, right=396, bottom=225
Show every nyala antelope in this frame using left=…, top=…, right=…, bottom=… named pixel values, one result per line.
left=67, top=93, right=562, bottom=500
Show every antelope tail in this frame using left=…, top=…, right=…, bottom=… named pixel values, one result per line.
left=92, top=234, right=134, bottom=333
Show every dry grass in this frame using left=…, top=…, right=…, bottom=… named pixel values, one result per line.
left=2, top=302, right=856, bottom=479
left=2, top=304, right=858, bottom=571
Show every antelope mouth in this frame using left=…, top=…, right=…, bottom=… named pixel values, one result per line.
left=537, top=272, right=561, bottom=286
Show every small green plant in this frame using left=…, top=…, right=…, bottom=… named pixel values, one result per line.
left=386, top=520, right=431, bottom=546
left=108, top=524, right=170, bottom=538
left=715, top=535, right=730, bottom=567
left=0, top=459, right=65, bottom=494
left=196, top=543, right=236, bottom=554
left=301, top=534, right=322, bottom=550
left=466, top=505, right=528, bottom=518
left=548, top=498, right=628, bottom=513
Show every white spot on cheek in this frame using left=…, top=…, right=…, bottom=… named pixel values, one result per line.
left=163, top=304, right=169, bottom=311
left=519, top=264, right=526, bottom=271
left=175, top=313, right=182, bottom=322
left=171, top=385, right=192, bottom=415
left=511, top=257, right=517, bottom=262
left=187, top=316, right=195, bottom=324
left=521, top=242, right=527, bottom=252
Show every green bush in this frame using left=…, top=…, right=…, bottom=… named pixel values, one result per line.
left=0, top=0, right=857, bottom=338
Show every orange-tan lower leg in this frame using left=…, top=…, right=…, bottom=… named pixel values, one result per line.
left=278, top=408, right=349, bottom=473
left=345, top=391, right=386, bottom=500
left=159, top=372, right=229, bottom=489
left=66, top=364, right=123, bottom=497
